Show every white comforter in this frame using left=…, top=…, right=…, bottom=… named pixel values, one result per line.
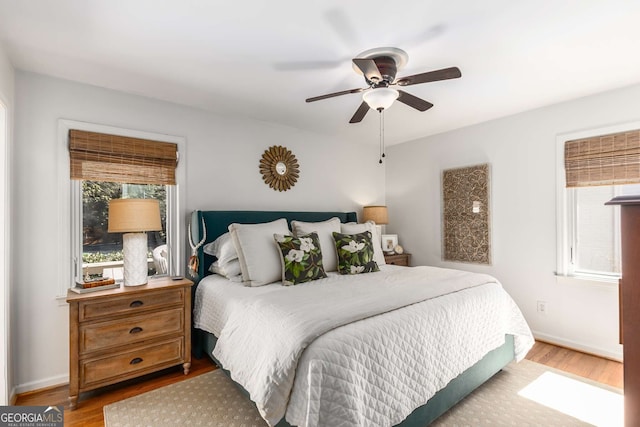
left=194, top=265, right=534, bottom=427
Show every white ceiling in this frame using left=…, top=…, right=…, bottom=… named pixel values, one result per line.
left=1, top=0, right=640, bottom=146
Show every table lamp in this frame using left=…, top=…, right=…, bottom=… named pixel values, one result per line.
left=362, top=205, right=389, bottom=243
left=108, top=199, right=162, bottom=286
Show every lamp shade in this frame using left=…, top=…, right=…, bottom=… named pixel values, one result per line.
left=363, top=88, right=399, bottom=111
left=108, top=199, right=162, bottom=233
left=362, top=205, right=389, bottom=225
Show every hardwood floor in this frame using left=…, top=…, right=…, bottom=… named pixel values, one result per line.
left=525, top=340, right=623, bottom=389
left=14, top=357, right=216, bottom=427
left=14, top=341, right=623, bottom=426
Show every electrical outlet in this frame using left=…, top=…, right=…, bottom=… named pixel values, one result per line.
left=537, top=300, right=547, bottom=314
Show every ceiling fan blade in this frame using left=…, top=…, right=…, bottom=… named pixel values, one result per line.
left=352, top=58, right=383, bottom=83
left=395, top=66, right=461, bottom=86
left=397, top=90, right=434, bottom=112
left=349, top=101, right=370, bottom=123
left=306, top=87, right=365, bottom=103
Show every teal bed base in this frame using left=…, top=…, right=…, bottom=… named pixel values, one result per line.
left=201, top=332, right=515, bottom=427
left=189, top=210, right=515, bottom=426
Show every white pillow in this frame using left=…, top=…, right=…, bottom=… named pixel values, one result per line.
left=340, top=221, right=386, bottom=266
left=208, top=259, right=242, bottom=279
left=291, top=217, right=341, bottom=272
left=228, top=218, right=290, bottom=286
left=203, top=232, right=238, bottom=266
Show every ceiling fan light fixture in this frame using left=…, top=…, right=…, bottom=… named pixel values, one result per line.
left=363, top=87, right=399, bottom=111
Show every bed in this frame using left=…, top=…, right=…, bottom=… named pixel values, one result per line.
left=189, top=210, right=534, bottom=427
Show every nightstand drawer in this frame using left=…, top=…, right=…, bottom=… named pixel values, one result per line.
left=79, top=308, right=184, bottom=354
left=79, top=289, right=184, bottom=321
left=384, top=253, right=411, bottom=266
left=80, top=337, right=184, bottom=387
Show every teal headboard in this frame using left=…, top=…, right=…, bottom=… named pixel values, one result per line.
left=189, top=210, right=358, bottom=282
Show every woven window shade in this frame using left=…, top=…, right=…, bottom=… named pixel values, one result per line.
left=564, top=130, right=640, bottom=188
left=69, top=129, right=178, bottom=185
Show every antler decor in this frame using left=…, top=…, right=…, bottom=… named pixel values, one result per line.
left=187, top=217, right=207, bottom=278
left=259, top=145, right=300, bottom=192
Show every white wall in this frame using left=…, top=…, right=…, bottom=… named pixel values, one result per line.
left=387, top=84, right=640, bottom=361
left=16, top=63, right=637, bottom=393
left=12, top=71, right=385, bottom=392
left=0, top=41, right=14, bottom=404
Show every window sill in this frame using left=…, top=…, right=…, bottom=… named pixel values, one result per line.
left=555, top=273, right=620, bottom=288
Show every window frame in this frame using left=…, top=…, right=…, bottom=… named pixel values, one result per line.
left=57, top=120, right=186, bottom=298
left=556, top=120, right=640, bottom=284
left=0, top=97, right=9, bottom=405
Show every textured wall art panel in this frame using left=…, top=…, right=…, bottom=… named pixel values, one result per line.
left=442, top=163, right=491, bottom=264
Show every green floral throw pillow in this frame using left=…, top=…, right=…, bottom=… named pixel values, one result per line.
left=274, top=232, right=327, bottom=286
left=332, top=231, right=380, bottom=275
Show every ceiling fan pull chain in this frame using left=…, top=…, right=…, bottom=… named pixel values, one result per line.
left=382, top=109, right=386, bottom=160
left=379, top=109, right=383, bottom=164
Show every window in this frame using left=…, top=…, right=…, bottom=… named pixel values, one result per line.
left=75, top=181, right=171, bottom=281
left=557, top=123, right=640, bottom=282
left=567, top=184, right=640, bottom=278
left=67, top=126, right=181, bottom=287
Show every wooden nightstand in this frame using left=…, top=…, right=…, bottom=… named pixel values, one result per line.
left=66, top=276, right=194, bottom=409
left=384, top=253, right=411, bottom=266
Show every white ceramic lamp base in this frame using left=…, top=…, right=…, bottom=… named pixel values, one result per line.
left=122, top=232, right=149, bottom=286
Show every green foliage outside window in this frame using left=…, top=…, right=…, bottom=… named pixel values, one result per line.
left=83, top=181, right=122, bottom=245
left=82, top=250, right=153, bottom=264
left=82, top=250, right=124, bottom=264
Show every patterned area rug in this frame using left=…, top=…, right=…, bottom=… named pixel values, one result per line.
left=103, top=360, right=622, bottom=427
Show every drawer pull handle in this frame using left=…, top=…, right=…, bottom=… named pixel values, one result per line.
left=129, top=300, right=144, bottom=308
left=129, top=327, right=143, bottom=334
left=130, top=357, right=143, bottom=365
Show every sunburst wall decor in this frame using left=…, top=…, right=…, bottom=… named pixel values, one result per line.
left=259, top=145, right=300, bottom=192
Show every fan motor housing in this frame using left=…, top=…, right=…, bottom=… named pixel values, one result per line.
left=370, top=56, right=397, bottom=85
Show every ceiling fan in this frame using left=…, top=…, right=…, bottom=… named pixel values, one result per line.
left=305, top=47, right=461, bottom=123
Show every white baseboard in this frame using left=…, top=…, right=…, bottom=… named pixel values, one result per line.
left=13, top=374, right=68, bottom=396
left=532, top=330, right=623, bottom=362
